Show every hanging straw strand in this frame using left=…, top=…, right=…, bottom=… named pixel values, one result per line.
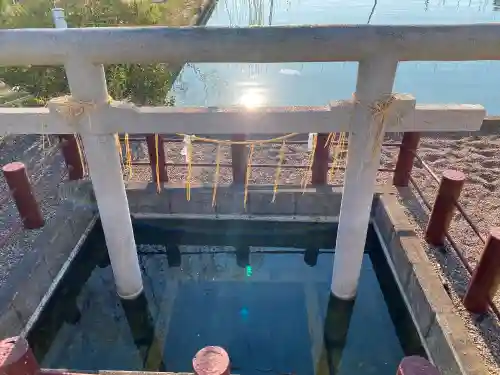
left=155, top=134, right=161, bottom=194
left=370, top=96, right=394, bottom=157
left=75, top=133, right=87, bottom=176
left=186, top=135, right=194, bottom=201
left=115, top=134, right=124, bottom=173
left=325, top=132, right=334, bottom=148
left=212, top=144, right=222, bottom=207
left=302, top=133, right=317, bottom=192
left=244, top=144, right=255, bottom=209
left=272, top=140, right=286, bottom=203
left=329, top=132, right=347, bottom=182
left=329, top=133, right=341, bottom=181
left=124, top=133, right=133, bottom=178
left=41, top=134, right=52, bottom=150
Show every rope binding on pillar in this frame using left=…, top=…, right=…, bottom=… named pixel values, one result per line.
left=369, top=93, right=399, bottom=157
left=47, top=95, right=115, bottom=179
left=48, top=95, right=134, bottom=183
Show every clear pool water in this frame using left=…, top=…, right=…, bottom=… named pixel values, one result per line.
left=28, top=219, right=425, bottom=375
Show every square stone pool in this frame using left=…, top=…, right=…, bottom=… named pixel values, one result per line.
left=27, top=218, right=425, bottom=375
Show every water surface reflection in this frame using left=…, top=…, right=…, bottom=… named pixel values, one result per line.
left=172, top=0, right=500, bottom=114
left=28, top=220, right=424, bottom=375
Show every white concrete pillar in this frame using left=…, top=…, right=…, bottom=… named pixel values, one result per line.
left=51, top=8, right=68, bottom=28
left=52, top=9, right=143, bottom=299
left=331, top=57, right=398, bottom=300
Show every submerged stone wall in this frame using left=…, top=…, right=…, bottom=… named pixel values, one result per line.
left=0, top=182, right=96, bottom=338
left=126, top=182, right=357, bottom=218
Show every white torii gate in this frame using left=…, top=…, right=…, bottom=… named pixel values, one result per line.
left=0, top=9, right=488, bottom=300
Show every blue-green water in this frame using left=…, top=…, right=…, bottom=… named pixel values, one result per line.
left=28, top=220, right=424, bottom=375
left=172, top=0, right=500, bottom=114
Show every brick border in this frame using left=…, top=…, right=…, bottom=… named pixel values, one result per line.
left=372, top=187, right=486, bottom=375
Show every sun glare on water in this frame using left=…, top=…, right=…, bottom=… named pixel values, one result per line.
left=238, top=89, right=266, bottom=109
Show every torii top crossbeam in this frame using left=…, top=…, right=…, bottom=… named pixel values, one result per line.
left=0, top=96, right=486, bottom=135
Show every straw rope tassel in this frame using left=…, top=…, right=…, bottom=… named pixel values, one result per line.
left=212, top=144, right=222, bottom=207
left=41, top=131, right=52, bottom=152
left=186, top=135, right=193, bottom=201
left=340, top=133, right=347, bottom=177
left=302, top=133, right=317, bottom=192
left=327, top=132, right=337, bottom=181
left=330, top=132, right=345, bottom=181
left=0, top=133, right=9, bottom=147
left=115, top=134, right=125, bottom=173
left=244, top=144, right=255, bottom=210
left=325, top=132, right=334, bottom=148
left=124, top=134, right=133, bottom=178
left=75, top=133, right=87, bottom=176
left=155, top=134, right=161, bottom=194
left=272, top=141, right=286, bottom=203
left=371, top=110, right=387, bottom=158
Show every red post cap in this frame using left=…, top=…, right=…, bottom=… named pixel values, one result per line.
left=397, top=356, right=440, bottom=375
left=193, top=346, right=230, bottom=375
left=442, top=169, right=465, bottom=182
left=0, top=336, right=39, bottom=375
left=2, top=162, right=25, bottom=173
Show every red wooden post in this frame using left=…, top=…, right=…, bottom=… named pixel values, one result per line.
left=59, top=135, right=85, bottom=180
left=193, top=346, right=230, bottom=375
left=425, top=170, right=465, bottom=246
left=231, top=134, right=247, bottom=185
left=146, top=134, right=168, bottom=183
left=0, top=336, right=40, bottom=375
left=311, top=133, right=329, bottom=185
left=463, top=227, right=500, bottom=314
left=397, top=356, right=440, bottom=375
left=2, top=162, right=44, bottom=229
left=393, top=132, right=421, bottom=187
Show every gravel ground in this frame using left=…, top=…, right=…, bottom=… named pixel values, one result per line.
left=393, top=133, right=500, bottom=375
left=1, top=131, right=499, bottom=373
left=0, top=135, right=68, bottom=289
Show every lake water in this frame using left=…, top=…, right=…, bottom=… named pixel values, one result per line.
left=172, top=0, right=500, bottom=114
left=28, top=219, right=425, bottom=375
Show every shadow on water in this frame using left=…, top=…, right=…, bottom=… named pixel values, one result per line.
left=28, top=219, right=425, bottom=375
left=121, top=294, right=166, bottom=371
left=28, top=226, right=108, bottom=362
